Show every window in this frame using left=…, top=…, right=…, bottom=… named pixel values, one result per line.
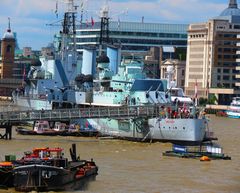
left=223, top=75, right=229, bottom=80
left=223, top=69, right=230, bottom=73
left=6, top=45, right=12, bottom=53
left=181, top=70, right=185, bottom=76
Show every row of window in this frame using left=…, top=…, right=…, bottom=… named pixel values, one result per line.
left=217, top=75, right=237, bottom=81
left=218, top=48, right=238, bottom=52
left=217, top=68, right=240, bottom=73
left=189, top=34, right=205, bottom=39
left=217, top=62, right=239, bottom=67
left=218, top=34, right=237, bottom=38
left=76, top=37, right=187, bottom=46
left=217, top=41, right=237, bottom=46
left=216, top=83, right=238, bottom=89
left=77, top=31, right=187, bottom=39
left=218, top=55, right=238, bottom=59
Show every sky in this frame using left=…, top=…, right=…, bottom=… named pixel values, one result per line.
left=0, top=0, right=231, bottom=50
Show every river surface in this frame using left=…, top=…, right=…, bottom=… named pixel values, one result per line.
left=0, top=115, right=239, bottom=193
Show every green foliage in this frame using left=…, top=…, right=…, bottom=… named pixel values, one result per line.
left=208, top=94, right=218, bottom=105
left=199, top=97, right=208, bottom=106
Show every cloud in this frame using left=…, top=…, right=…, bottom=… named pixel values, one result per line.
left=110, top=0, right=226, bottom=23
left=0, top=0, right=229, bottom=49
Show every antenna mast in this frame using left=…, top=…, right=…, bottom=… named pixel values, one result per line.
left=7, top=17, right=11, bottom=32
left=60, top=0, right=79, bottom=57
left=99, top=0, right=110, bottom=55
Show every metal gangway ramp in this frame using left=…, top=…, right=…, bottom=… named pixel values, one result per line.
left=0, top=105, right=169, bottom=123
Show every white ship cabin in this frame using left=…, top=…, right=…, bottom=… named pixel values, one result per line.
left=170, top=88, right=193, bottom=105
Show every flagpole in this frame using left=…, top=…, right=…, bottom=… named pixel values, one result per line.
left=194, top=79, right=198, bottom=106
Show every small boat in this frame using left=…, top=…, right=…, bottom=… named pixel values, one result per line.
left=225, top=110, right=240, bottom=119
left=16, top=121, right=67, bottom=136
left=226, top=97, right=240, bottom=118
left=16, top=121, right=100, bottom=137
left=163, top=143, right=231, bottom=160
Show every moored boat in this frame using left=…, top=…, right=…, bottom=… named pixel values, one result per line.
left=163, top=143, right=231, bottom=160
left=11, top=0, right=213, bottom=145
left=225, top=97, right=240, bottom=118
left=16, top=121, right=100, bottom=137
left=16, top=121, right=67, bottom=136
left=0, top=144, right=98, bottom=191
left=13, top=160, right=98, bottom=192
left=13, top=144, right=98, bottom=192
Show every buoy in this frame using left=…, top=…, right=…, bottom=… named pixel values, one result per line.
left=200, top=156, right=211, bottom=161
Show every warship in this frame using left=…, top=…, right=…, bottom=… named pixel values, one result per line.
left=12, top=0, right=211, bottom=144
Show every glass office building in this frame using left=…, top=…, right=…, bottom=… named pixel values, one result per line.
left=76, top=21, right=188, bottom=54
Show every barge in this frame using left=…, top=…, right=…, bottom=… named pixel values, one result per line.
left=163, top=143, right=231, bottom=160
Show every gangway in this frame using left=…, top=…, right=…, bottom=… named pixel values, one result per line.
left=0, top=104, right=170, bottom=124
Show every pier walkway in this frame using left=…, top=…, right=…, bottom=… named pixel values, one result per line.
left=0, top=104, right=169, bottom=124
left=0, top=105, right=169, bottom=140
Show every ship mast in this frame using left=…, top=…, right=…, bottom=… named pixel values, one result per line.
left=99, top=0, right=110, bottom=55
left=62, top=0, right=78, bottom=53
left=55, top=0, right=79, bottom=87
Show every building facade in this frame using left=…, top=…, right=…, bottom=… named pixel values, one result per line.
left=185, top=0, right=240, bottom=105
left=76, top=21, right=188, bottom=55
left=161, top=59, right=186, bottom=90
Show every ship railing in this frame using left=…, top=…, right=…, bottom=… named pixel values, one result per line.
left=0, top=104, right=172, bottom=123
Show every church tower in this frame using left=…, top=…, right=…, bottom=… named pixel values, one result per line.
left=1, top=18, right=15, bottom=78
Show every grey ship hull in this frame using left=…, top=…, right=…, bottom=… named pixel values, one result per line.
left=88, top=118, right=206, bottom=143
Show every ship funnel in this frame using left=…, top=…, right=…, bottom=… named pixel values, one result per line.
left=107, top=45, right=121, bottom=75
left=82, top=47, right=96, bottom=76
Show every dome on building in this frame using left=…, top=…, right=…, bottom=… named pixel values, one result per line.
left=220, top=0, right=240, bottom=16
left=2, top=18, right=15, bottom=40
left=2, top=30, right=14, bottom=40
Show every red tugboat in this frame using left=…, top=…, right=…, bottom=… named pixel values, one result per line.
left=0, top=144, right=98, bottom=191
left=13, top=144, right=98, bottom=192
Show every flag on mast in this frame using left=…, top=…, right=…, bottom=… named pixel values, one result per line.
left=91, top=17, right=95, bottom=27
left=194, top=79, right=198, bottom=106
left=206, top=81, right=209, bottom=97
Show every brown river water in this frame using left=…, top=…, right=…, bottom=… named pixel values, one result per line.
left=0, top=115, right=239, bottom=193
